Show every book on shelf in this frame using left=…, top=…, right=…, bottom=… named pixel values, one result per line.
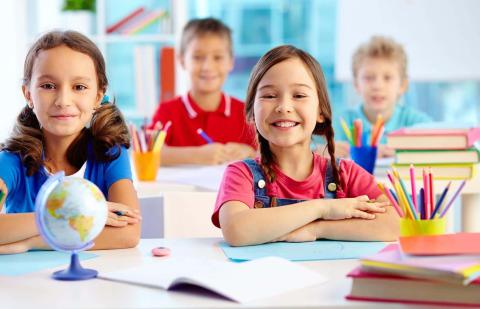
left=395, top=147, right=480, bottom=164
left=160, top=46, right=175, bottom=102
left=121, top=10, right=168, bottom=35
left=346, top=266, right=480, bottom=307
left=106, top=7, right=145, bottom=34
left=99, top=256, right=326, bottom=303
left=134, top=45, right=158, bottom=117
left=392, top=162, right=477, bottom=180
left=360, top=244, right=480, bottom=285
left=387, top=127, right=480, bottom=150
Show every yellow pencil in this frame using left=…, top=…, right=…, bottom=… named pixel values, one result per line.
left=340, top=118, right=353, bottom=145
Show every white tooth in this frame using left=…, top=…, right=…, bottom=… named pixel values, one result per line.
left=276, top=121, right=295, bottom=127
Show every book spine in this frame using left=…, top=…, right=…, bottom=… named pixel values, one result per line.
left=160, top=46, right=175, bottom=102
left=134, top=46, right=147, bottom=117
left=106, top=7, right=145, bottom=34
left=466, top=128, right=480, bottom=147
left=124, top=10, right=167, bottom=35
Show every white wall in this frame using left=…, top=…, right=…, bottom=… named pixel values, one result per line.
left=0, top=1, right=28, bottom=142
left=336, top=0, right=480, bottom=81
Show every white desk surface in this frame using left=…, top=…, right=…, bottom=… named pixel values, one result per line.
left=0, top=238, right=432, bottom=308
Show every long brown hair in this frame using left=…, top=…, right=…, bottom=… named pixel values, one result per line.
left=1, top=30, right=130, bottom=176
left=245, top=45, right=341, bottom=189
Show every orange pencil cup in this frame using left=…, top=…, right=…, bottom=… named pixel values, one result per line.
left=131, top=151, right=161, bottom=181
left=399, top=218, right=446, bottom=237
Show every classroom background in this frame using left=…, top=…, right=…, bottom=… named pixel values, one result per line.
left=1, top=0, right=479, bottom=141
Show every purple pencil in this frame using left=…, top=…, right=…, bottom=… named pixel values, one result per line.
left=439, top=180, right=466, bottom=218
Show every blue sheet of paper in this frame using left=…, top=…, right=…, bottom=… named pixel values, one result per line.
left=0, top=251, right=97, bottom=276
left=219, top=240, right=386, bottom=261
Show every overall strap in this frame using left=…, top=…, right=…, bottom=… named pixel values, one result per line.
left=324, top=158, right=341, bottom=199
left=242, top=159, right=268, bottom=197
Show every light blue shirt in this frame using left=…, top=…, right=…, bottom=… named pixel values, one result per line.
left=0, top=144, right=132, bottom=214
left=328, top=104, right=432, bottom=144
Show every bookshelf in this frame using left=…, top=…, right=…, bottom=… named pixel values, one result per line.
left=95, top=0, right=187, bottom=123
left=26, top=0, right=187, bottom=124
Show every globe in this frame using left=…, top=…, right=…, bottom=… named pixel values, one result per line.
left=35, top=172, right=108, bottom=280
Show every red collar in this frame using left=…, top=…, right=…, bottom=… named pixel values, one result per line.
left=181, top=93, right=231, bottom=119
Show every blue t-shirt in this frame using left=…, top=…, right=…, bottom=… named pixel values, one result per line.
left=330, top=104, right=432, bottom=144
left=0, top=145, right=132, bottom=214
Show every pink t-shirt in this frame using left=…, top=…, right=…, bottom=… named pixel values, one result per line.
left=211, top=153, right=382, bottom=228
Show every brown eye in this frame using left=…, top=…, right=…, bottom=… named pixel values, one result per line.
left=41, top=83, right=55, bottom=90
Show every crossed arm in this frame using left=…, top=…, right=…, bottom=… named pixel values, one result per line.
left=219, top=194, right=399, bottom=246
left=0, top=179, right=141, bottom=254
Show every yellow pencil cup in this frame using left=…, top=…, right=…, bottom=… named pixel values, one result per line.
left=399, top=218, right=447, bottom=237
left=132, top=151, right=161, bottom=181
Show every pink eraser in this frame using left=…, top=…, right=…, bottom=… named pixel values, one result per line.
left=151, top=246, right=170, bottom=257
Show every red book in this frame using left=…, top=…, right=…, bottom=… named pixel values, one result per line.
left=346, top=266, right=480, bottom=307
left=106, top=7, right=145, bottom=34
left=387, top=127, right=480, bottom=150
left=160, top=46, right=175, bottom=102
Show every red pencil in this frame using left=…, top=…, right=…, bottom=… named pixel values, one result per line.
left=423, top=169, right=430, bottom=219
left=428, top=168, right=434, bottom=218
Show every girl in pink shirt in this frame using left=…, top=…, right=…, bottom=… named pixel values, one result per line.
left=212, top=45, right=399, bottom=246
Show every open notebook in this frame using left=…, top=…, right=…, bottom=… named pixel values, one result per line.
left=98, top=256, right=327, bottom=303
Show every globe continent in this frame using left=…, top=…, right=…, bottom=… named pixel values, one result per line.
left=42, top=178, right=107, bottom=250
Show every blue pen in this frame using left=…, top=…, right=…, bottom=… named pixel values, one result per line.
left=196, top=128, right=214, bottom=144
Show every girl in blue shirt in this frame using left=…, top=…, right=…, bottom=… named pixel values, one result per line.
left=0, top=30, right=141, bottom=254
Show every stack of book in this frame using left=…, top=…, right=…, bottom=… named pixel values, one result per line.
left=346, top=233, right=480, bottom=306
left=387, top=127, right=480, bottom=180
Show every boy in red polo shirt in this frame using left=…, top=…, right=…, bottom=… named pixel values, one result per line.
left=150, top=18, right=256, bottom=165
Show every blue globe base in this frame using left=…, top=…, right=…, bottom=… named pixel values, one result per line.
left=52, top=253, right=97, bottom=281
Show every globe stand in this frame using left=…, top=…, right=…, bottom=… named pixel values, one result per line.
left=52, top=253, right=97, bottom=281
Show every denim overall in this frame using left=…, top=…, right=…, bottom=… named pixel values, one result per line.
left=243, top=158, right=340, bottom=208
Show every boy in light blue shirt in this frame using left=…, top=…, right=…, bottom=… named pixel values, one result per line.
left=330, top=36, right=431, bottom=158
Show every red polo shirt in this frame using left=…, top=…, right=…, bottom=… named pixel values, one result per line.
left=150, top=93, right=257, bottom=148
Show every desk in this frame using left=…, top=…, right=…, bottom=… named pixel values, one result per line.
left=0, top=238, right=429, bottom=308
left=135, top=163, right=480, bottom=238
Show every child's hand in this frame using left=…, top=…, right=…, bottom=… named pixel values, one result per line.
left=321, top=195, right=388, bottom=220
left=224, top=143, right=256, bottom=161
left=377, top=144, right=395, bottom=158
left=197, top=143, right=231, bottom=165
left=107, top=202, right=142, bottom=227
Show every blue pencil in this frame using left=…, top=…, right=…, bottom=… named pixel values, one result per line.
left=419, top=188, right=425, bottom=220
left=430, top=181, right=451, bottom=219
left=397, top=175, right=419, bottom=220
left=196, top=128, right=214, bottom=144
left=389, top=189, right=398, bottom=203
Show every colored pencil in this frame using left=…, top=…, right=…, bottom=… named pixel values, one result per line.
left=379, top=183, right=404, bottom=217
left=409, top=164, right=418, bottom=212
left=340, top=118, right=353, bottom=145
left=419, top=188, right=425, bottom=220
left=430, top=181, right=451, bottom=219
left=440, top=180, right=466, bottom=218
